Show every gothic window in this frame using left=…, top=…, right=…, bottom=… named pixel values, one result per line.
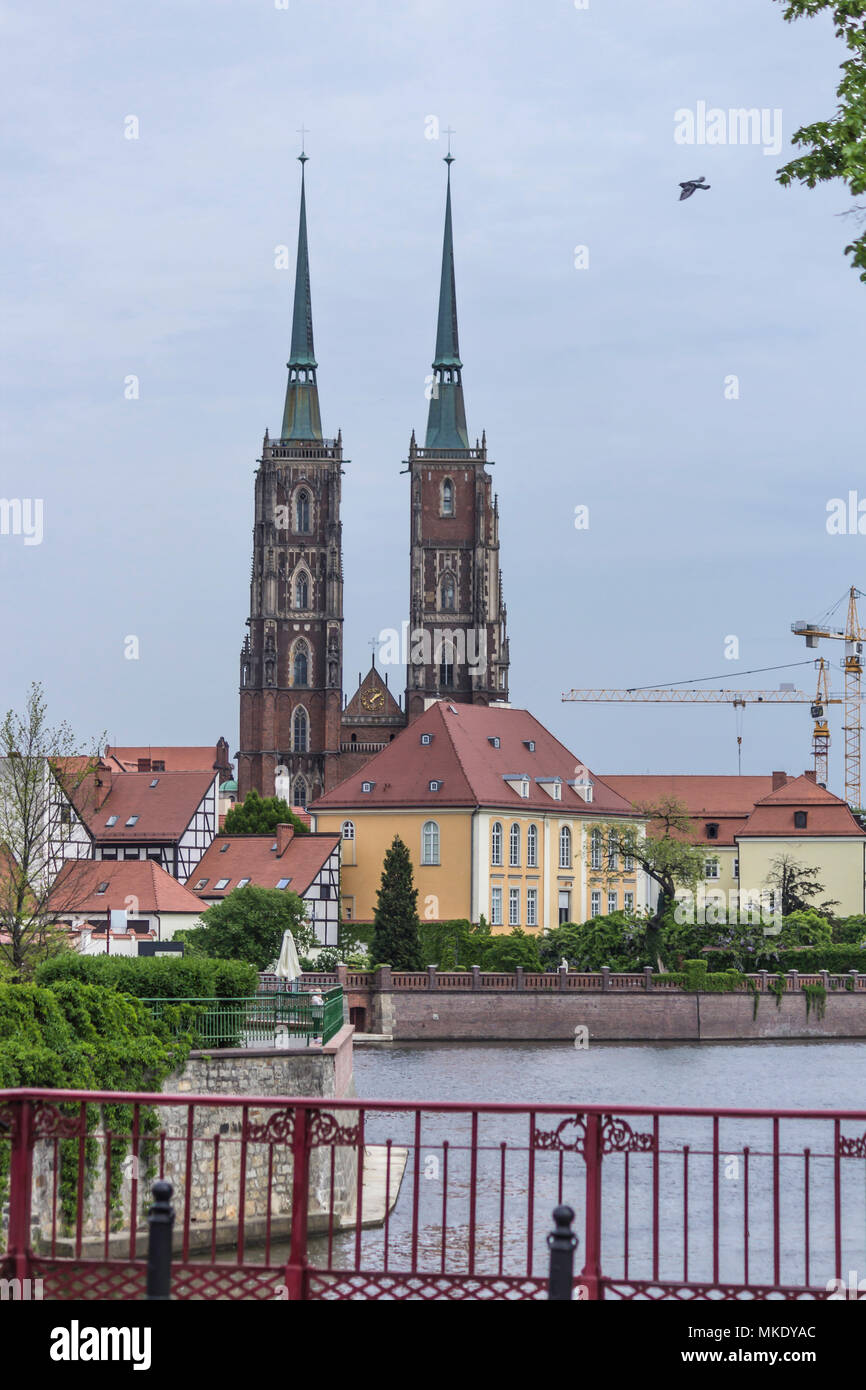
left=293, top=707, right=308, bottom=753
left=527, top=823, right=538, bottom=868
left=559, top=825, right=572, bottom=869
left=293, top=777, right=308, bottom=809
left=438, top=637, right=454, bottom=687
left=296, top=489, right=311, bottom=533
left=440, top=574, right=456, bottom=612
left=293, top=641, right=309, bottom=687
left=422, top=820, right=440, bottom=866
left=442, top=478, right=455, bottom=516
left=491, top=821, right=503, bottom=866
left=295, top=572, right=309, bottom=609
left=509, top=822, right=521, bottom=867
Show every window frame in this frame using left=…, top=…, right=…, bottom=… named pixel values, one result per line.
left=421, top=819, right=440, bottom=866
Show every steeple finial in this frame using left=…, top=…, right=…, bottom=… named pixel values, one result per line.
left=281, top=139, right=322, bottom=441
left=425, top=144, right=469, bottom=450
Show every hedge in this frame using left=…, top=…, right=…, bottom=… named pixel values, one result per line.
left=704, top=945, right=866, bottom=974
left=33, top=954, right=257, bottom=1000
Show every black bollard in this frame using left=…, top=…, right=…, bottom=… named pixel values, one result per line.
left=547, top=1204, right=578, bottom=1300
left=146, top=1179, right=175, bottom=1301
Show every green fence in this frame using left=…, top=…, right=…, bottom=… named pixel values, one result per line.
left=140, top=988, right=344, bottom=1049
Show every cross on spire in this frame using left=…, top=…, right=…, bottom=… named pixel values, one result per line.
left=368, top=635, right=379, bottom=669
left=297, top=124, right=309, bottom=162
left=444, top=126, right=455, bottom=164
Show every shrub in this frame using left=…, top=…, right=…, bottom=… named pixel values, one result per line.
left=539, top=915, right=654, bottom=973
left=33, top=954, right=257, bottom=1000
left=481, top=928, right=542, bottom=972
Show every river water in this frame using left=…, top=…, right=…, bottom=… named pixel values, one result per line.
left=287, top=1039, right=866, bottom=1294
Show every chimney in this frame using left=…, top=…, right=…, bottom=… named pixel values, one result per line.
left=94, top=762, right=113, bottom=808
left=276, top=822, right=294, bottom=856
left=771, top=770, right=787, bottom=791
left=804, top=769, right=817, bottom=783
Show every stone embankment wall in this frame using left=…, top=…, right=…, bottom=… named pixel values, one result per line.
left=31, top=1025, right=356, bottom=1252
left=296, top=967, right=866, bottom=1042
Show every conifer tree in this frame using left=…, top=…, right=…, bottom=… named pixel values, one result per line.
left=370, top=835, right=422, bottom=970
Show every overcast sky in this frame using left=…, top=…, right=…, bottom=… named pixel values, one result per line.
left=2, top=0, right=864, bottom=790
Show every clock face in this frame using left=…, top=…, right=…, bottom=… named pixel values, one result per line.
left=361, top=686, right=385, bottom=713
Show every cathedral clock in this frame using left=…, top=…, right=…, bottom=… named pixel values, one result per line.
left=361, top=686, right=385, bottom=713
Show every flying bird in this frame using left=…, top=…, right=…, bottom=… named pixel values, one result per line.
left=679, top=176, right=710, bottom=201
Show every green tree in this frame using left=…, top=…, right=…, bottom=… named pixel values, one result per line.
left=176, top=883, right=317, bottom=969
left=775, top=1, right=866, bottom=280
left=370, top=836, right=422, bottom=970
left=763, top=853, right=840, bottom=917
left=595, top=800, right=706, bottom=935
left=481, top=927, right=542, bottom=972
left=539, top=914, right=654, bottom=973
left=0, top=683, right=102, bottom=975
left=223, top=789, right=309, bottom=836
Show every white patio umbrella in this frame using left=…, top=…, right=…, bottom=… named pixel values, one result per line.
left=275, top=929, right=301, bottom=990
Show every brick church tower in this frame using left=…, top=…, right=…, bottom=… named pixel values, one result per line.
left=237, top=153, right=345, bottom=806
left=404, top=154, right=510, bottom=721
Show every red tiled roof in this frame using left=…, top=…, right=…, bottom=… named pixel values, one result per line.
left=189, top=830, right=339, bottom=900
left=104, top=746, right=221, bottom=773
left=49, top=859, right=204, bottom=914
left=737, top=775, right=866, bottom=839
left=603, top=775, right=774, bottom=817
left=311, top=701, right=635, bottom=815
left=61, top=767, right=216, bottom=842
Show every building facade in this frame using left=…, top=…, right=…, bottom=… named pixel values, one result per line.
left=310, top=701, right=648, bottom=930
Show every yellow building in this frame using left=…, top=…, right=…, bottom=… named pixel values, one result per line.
left=310, top=701, right=647, bottom=931
left=604, top=771, right=866, bottom=917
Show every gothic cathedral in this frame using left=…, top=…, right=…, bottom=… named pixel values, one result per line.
left=237, top=152, right=510, bottom=806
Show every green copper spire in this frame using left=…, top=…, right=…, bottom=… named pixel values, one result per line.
left=281, top=151, right=322, bottom=441
left=425, top=154, right=469, bottom=450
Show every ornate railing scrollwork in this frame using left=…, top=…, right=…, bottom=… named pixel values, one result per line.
left=838, top=1131, right=866, bottom=1159
left=306, top=1112, right=361, bottom=1149
left=244, top=1107, right=296, bottom=1145
left=601, top=1115, right=655, bottom=1154
left=532, top=1116, right=587, bottom=1154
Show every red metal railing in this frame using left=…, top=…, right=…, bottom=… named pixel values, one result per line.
left=2, top=1089, right=864, bottom=1300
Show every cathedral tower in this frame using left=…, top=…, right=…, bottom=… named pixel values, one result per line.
left=405, top=155, right=510, bottom=720
left=238, top=153, right=345, bottom=805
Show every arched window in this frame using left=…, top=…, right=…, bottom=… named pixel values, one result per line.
left=296, top=489, right=311, bottom=533
left=341, top=820, right=355, bottom=841
left=293, top=707, right=308, bottom=753
left=491, top=821, right=503, bottom=866
left=293, top=777, right=308, bottom=809
left=438, top=637, right=454, bottom=687
left=440, top=574, right=456, bottom=612
left=559, top=825, right=572, bottom=869
left=421, top=820, right=440, bottom=866
left=293, top=641, right=309, bottom=687
left=294, top=572, right=309, bottom=609
left=527, top=823, right=538, bottom=868
left=607, top=829, right=619, bottom=870
left=442, top=478, right=454, bottom=516
left=590, top=829, right=602, bottom=870
left=509, top=822, right=521, bottom=867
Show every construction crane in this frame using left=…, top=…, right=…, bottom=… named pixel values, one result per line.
left=562, top=673, right=840, bottom=779
left=792, top=587, right=865, bottom=808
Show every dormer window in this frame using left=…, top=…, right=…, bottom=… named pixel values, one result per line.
left=362, top=781, right=374, bottom=793
left=523, top=740, right=535, bottom=753
left=553, top=782, right=562, bottom=800
left=521, top=780, right=530, bottom=798
left=429, top=780, right=442, bottom=793
left=489, top=737, right=500, bottom=749
left=706, top=823, right=719, bottom=840
left=794, top=810, right=807, bottom=829
left=421, top=733, right=433, bottom=746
